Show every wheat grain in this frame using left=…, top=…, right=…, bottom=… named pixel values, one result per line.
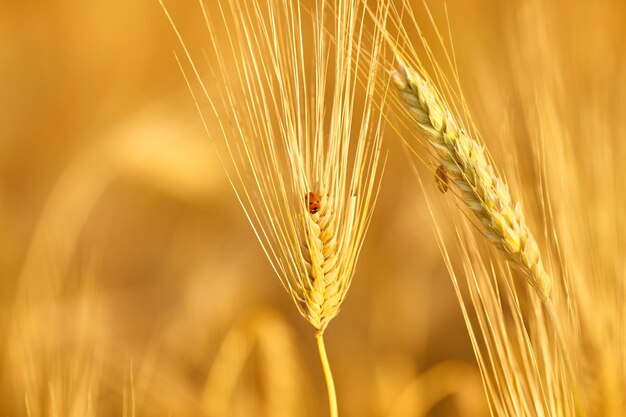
left=391, top=62, right=551, bottom=301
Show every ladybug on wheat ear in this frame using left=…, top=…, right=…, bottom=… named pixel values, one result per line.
left=435, top=164, right=449, bottom=193
left=306, top=192, right=321, bottom=214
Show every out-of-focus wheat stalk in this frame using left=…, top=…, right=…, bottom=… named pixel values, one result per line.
left=160, top=0, right=389, bottom=415
left=202, top=309, right=302, bottom=417
left=5, top=109, right=224, bottom=416
left=508, top=1, right=626, bottom=415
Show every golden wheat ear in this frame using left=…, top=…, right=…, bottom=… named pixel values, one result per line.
left=161, top=0, right=390, bottom=415
left=391, top=63, right=551, bottom=301
left=162, top=0, right=389, bottom=332
left=378, top=1, right=581, bottom=414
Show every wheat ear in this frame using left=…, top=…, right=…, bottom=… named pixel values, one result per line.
left=392, top=62, right=551, bottom=301
left=302, top=194, right=344, bottom=330
left=161, top=0, right=390, bottom=415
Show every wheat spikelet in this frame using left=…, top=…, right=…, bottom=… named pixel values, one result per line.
left=391, top=62, right=551, bottom=301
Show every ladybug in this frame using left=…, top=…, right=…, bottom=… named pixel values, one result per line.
left=306, top=192, right=321, bottom=214
left=435, top=164, right=449, bottom=193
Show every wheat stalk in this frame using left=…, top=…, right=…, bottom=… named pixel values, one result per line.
left=391, top=61, right=551, bottom=302
left=379, top=2, right=573, bottom=413
left=388, top=55, right=571, bottom=414
left=161, top=0, right=389, bottom=415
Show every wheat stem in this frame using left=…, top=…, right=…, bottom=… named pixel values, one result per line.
left=316, top=331, right=338, bottom=417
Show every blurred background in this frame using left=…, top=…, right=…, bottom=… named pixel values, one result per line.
left=1, top=0, right=623, bottom=416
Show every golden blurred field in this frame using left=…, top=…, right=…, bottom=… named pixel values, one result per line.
left=1, top=0, right=624, bottom=416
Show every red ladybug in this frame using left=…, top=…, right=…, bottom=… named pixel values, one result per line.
left=435, top=164, right=449, bottom=193
left=306, top=192, right=321, bottom=214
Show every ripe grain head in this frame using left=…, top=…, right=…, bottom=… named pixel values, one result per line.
left=391, top=62, right=551, bottom=302
left=378, top=1, right=577, bottom=415
left=162, top=0, right=389, bottom=331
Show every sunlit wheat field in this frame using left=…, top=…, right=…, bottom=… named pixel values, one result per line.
left=1, top=0, right=624, bottom=416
